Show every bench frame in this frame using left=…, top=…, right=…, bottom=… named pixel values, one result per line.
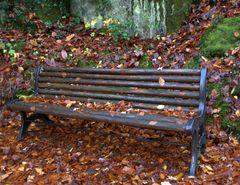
left=8, top=65, right=207, bottom=177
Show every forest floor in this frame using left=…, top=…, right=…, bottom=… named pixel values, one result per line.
left=0, top=0, right=240, bottom=184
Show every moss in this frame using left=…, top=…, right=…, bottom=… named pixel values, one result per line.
left=77, top=59, right=96, bottom=68
left=208, top=81, right=231, bottom=117
left=184, top=56, right=200, bottom=69
left=207, top=81, right=240, bottom=138
left=138, top=55, right=153, bottom=68
left=222, top=119, right=240, bottom=138
left=200, top=16, right=240, bottom=58
left=35, top=3, right=61, bottom=24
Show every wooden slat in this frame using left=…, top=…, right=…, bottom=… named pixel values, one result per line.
left=7, top=101, right=187, bottom=132
left=88, top=110, right=188, bottom=125
left=39, top=77, right=200, bottom=91
left=42, top=95, right=199, bottom=112
left=39, top=83, right=200, bottom=99
left=40, top=72, right=200, bottom=83
left=39, top=89, right=199, bottom=107
left=43, top=67, right=201, bottom=75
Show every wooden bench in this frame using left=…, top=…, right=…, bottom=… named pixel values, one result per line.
left=7, top=65, right=207, bottom=176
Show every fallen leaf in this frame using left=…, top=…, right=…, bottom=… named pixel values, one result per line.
left=159, top=77, right=165, bottom=86
left=35, top=168, right=45, bottom=175
left=66, top=34, right=75, bottom=41
left=149, top=121, right=158, bottom=125
left=61, top=50, right=68, bottom=60
left=65, top=100, right=76, bottom=108
left=236, top=110, right=240, bottom=117
left=30, top=106, right=36, bottom=111
left=0, top=171, right=13, bottom=181
left=162, top=164, right=167, bottom=170
left=175, top=172, right=184, bottom=180
left=18, top=166, right=25, bottom=171
left=234, top=32, right=239, bottom=38
left=205, top=165, right=214, bottom=171
left=157, top=105, right=165, bottom=110
left=122, top=166, right=135, bottom=175
left=45, top=58, right=56, bottom=67
left=30, top=39, right=38, bottom=47
left=159, top=173, right=165, bottom=180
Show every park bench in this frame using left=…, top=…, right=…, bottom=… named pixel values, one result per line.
left=7, top=65, right=207, bottom=176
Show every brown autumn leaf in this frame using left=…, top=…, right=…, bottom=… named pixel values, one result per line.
left=29, top=39, right=38, bottom=47
left=210, top=89, right=219, bottom=98
left=0, top=171, right=13, bottom=181
left=122, top=166, right=135, bottom=175
left=159, top=77, right=165, bottom=86
left=61, top=50, right=68, bottom=60
left=45, top=58, right=56, bottom=67
left=65, top=34, right=75, bottom=42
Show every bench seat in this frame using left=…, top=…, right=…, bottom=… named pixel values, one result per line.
left=8, top=101, right=190, bottom=132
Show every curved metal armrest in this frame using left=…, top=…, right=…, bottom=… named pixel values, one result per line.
left=184, top=116, right=202, bottom=135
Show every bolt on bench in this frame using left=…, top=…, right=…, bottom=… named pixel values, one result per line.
left=7, top=66, right=207, bottom=176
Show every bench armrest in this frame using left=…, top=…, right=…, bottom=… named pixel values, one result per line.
left=185, top=115, right=204, bottom=135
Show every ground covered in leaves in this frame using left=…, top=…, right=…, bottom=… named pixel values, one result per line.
left=0, top=0, right=240, bottom=184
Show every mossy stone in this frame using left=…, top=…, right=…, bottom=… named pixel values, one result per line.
left=200, top=16, right=240, bottom=58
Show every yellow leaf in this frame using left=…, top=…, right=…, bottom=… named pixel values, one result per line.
left=236, top=110, right=240, bottom=117
left=159, top=77, right=165, bottom=86
left=18, top=166, right=25, bottom=171
left=35, top=168, right=45, bottom=175
left=205, top=165, right=214, bottom=171
left=175, top=172, right=184, bottom=180
left=65, top=34, right=75, bottom=41
left=162, top=164, right=167, bottom=170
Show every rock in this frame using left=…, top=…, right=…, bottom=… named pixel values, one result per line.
left=70, top=0, right=194, bottom=38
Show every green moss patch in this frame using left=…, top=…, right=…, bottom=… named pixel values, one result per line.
left=200, top=16, right=240, bottom=58
left=183, top=56, right=200, bottom=69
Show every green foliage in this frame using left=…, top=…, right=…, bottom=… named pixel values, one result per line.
left=0, top=40, right=25, bottom=62
left=138, top=55, right=153, bottom=68
left=184, top=56, right=200, bottom=69
left=0, top=0, right=70, bottom=32
left=200, top=16, right=240, bottom=58
left=108, top=22, right=130, bottom=42
left=2, top=3, right=37, bottom=34
left=77, top=59, right=96, bottom=68
left=208, top=81, right=231, bottom=118
left=222, top=119, right=240, bottom=138
left=207, top=81, right=240, bottom=137
left=15, top=89, right=34, bottom=100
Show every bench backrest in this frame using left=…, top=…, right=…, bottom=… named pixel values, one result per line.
left=35, top=66, right=207, bottom=115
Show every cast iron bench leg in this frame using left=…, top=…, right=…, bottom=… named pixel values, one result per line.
left=17, top=112, right=31, bottom=141
left=17, top=113, right=54, bottom=140
left=200, top=124, right=207, bottom=154
left=189, top=129, right=200, bottom=176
